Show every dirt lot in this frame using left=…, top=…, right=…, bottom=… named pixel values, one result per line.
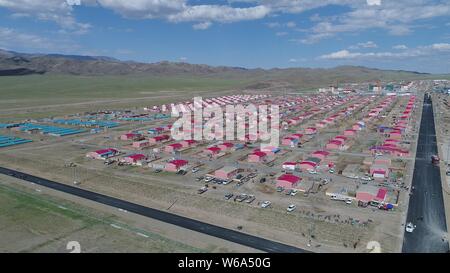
left=0, top=174, right=257, bottom=253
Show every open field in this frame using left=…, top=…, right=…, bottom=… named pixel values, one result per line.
left=0, top=75, right=257, bottom=121
left=0, top=174, right=257, bottom=253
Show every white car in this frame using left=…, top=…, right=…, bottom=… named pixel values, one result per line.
left=405, top=222, right=416, bottom=233
left=375, top=152, right=383, bottom=157
left=290, top=189, right=299, bottom=196
left=287, top=204, right=296, bottom=212
left=261, top=201, right=271, bottom=208
left=329, top=169, right=335, bottom=174
left=192, top=167, right=199, bottom=173
left=361, top=176, right=373, bottom=181
left=204, top=176, right=214, bottom=182
left=345, top=198, right=353, bottom=204
left=308, top=170, right=318, bottom=175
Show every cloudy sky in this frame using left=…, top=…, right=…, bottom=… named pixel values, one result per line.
left=1, top=0, right=450, bottom=73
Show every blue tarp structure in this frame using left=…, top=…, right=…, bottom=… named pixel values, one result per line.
left=0, top=135, right=32, bottom=148
left=19, top=123, right=86, bottom=137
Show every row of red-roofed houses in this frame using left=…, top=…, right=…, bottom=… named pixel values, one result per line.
left=325, top=96, right=398, bottom=152
left=147, top=94, right=270, bottom=114
left=281, top=95, right=352, bottom=130
left=131, top=134, right=171, bottom=149
left=281, top=133, right=304, bottom=146
left=202, top=142, right=246, bottom=158
left=326, top=135, right=349, bottom=150
left=368, top=96, right=416, bottom=157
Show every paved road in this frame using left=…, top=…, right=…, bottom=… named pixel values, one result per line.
left=402, top=94, right=449, bottom=253
left=0, top=166, right=308, bottom=253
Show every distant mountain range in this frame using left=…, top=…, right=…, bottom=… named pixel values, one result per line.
left=0, top=49, right=443, bottom=89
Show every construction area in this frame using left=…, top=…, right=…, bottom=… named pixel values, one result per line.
left=0, top=81, right=425, bottom=253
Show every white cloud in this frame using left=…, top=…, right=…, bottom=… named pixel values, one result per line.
left=393, top=44, right=408, bottom=50
left=320, top=50, right=359, bottom=60
left=430, top=43, right=450, bottom=50
left=367, top=0, right=381, bottom=6
left=286, top=21, right=296, bottom=28
left=276, top=31, right=288, bottom=36
left=0, top=26, right=80, bottom=52
left=288, top=58, right=297, bottom=63
left=320, top=43, right=450, bottom=60
left=193, top=21, right=211, bottom=30
left=179, top=56, right=187, bottom=61
left=169, top=5, right=270, bottom=23
left=349, top=41, right=378, bottom=49
left=266, top=22, right=281, bottom=28
left=0, top=0, right=91, bottom=32
left=1, top=0, right=449, bottom=35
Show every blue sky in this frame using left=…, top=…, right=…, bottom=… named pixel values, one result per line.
left=1, top=0, right=450, bottom=73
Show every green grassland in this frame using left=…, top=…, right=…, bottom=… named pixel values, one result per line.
left=0, top=74, right=253, bottom=121
left=0, top=74, right=252, bottom=101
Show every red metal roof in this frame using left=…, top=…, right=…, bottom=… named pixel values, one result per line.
left=169, top=143, right=183, bottom=149
left=168, top=159, right=188, bottom=167
left=207, top=146, right=221, bottom=152
left=153, top=134, right=170, bottom=141
left=312, top=150, right=330, bottom=157
left=127, top=154, right=146, bottom=160
left=375, top=188, right=388, bottom=201
left=220, top=142, right=234, bottom=147
left=95, top=148, right=117, bottom=155
left=328, top=139, right=343, bottom=145
left=252, top=151, right=267, bottom=157
left=299, top=161, right=317, bottom=167
left=283, top=162, right=297, bottom=166
left=277, top=174, right=301, bottom=183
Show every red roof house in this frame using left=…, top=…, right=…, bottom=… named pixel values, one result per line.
left=276, top=174, right=301, bottom=189
left=165, top=159, right=188, bottom=172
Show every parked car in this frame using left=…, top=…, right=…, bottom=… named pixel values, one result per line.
left=248, top=173, right=257, bottom=178
left=261, top=201, right=271, bottom=208
left=245, top=195, right=255, bottom=204
left=329, top=168, right=335, bottom=174
left=285, top=189, right=293, bottom=195
left=196, top=176, right=204, bottom=181
left=276, top=186, right=284, bottom=192
left=236, top=174, right=243, bottom=179
left=104, top=159, right=115, bottom=165
left=224, top=193, right=233, bottom=200
left=361, top=176, right=373, bottom=181
left=191, top=167, right=199, bottom=173
left=308, top=170, right=318, bottom=175
left=446, top=170, right=450, bottom=176
left=345, top=198, right=353, bottom=205
left=154, top=169, right=162, bottom=173
left=222, top=179, right=231, bottom=185
left=259, top=177, right=266, bottom=183
left=287, top=204, right=296, bottom=212
left=290, top=189, right=299, bottom=196
left=204, top=176, right=214, bottom=182
left=197, top=187, right=208, bottom=194
left=235, top=194, right=248, bottom=202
